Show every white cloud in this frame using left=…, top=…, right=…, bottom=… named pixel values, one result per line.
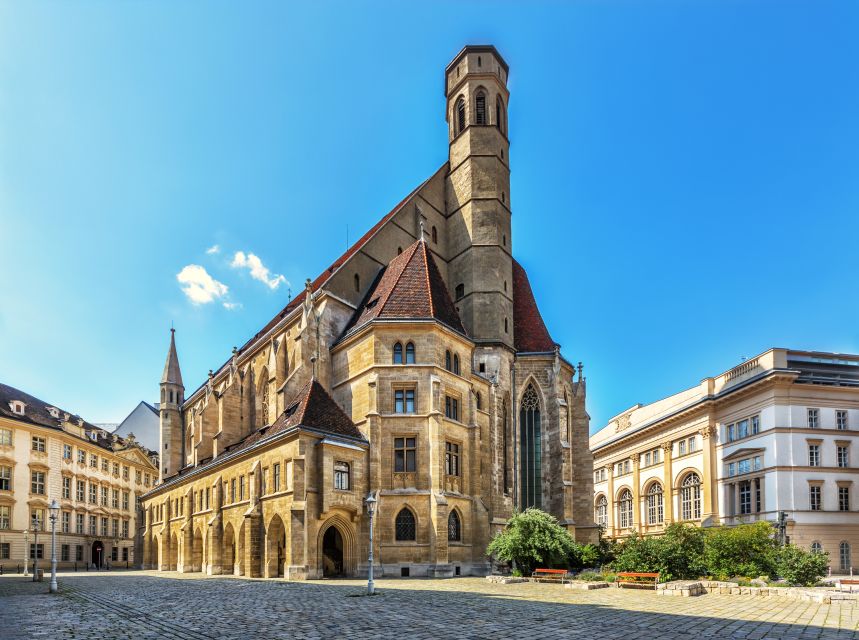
left=231, top=251, right=288, bottom=290
left=206, top=244, right=220, bottom=255
left=222, top=302, right=242, bottom=311
left=176, top=265, right=228, bottom=305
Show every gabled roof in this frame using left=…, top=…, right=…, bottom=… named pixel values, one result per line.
left=512, top=259, right=557, bottom=353
left=225, top=379, right=365, bottom=455
left=339, top=237, right=466, bottom=340
left=161, top=329, right=183, bottom=387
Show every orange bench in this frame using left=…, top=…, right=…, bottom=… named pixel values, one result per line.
left=839, top=579, right=859, bottom=592
left=616, top=571, right=660, bottom=590
left=531, top=568, right=571, bottom=584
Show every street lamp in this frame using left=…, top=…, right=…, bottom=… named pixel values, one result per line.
left=31, top=513, right=40, bottom=582
left=365, top=493, right=376, bottom=596
left=22, top=527, right=29, bottom=577
left=48, top=500, right=60, bottom=593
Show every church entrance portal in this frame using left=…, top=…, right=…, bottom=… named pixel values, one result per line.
left=322, top=527, right=344, bottom=577
left=92, top=541, right=104, bottom=569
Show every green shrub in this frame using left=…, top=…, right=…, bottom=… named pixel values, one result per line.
left=580, top=544, right=601, bottom=568
left=703, top=522, right=778, bottom=580
left=611, top=524, right=706, bottom=581
left=486, top=508, right=580, bottom=574
left=775, top=545, right=830, bottom=587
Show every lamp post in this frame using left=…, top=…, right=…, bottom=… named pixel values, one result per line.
left=365, top=493, right=376, bottom=596
left=31, top=514, right=40, bottom=582
left=48, top=499, right=59, bottom=593
left=22, top=528, right=29, bottom=577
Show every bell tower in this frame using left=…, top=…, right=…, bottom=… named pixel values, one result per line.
left=444, top=45, right=513, bottom=348
left=159, top=328, right=185, bottom=481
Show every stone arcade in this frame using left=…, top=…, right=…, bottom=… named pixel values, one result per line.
left=139, top=45, right=597, bottom=579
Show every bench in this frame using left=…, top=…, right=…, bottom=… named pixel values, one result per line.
left=838, top=579, right=859, bottom=592
left=616, top=572, right=660, bottom=590
left=531, top=568, right=571, bottom=584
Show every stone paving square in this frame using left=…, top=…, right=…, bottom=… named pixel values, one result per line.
left=1, top=571, right=858, bottom=639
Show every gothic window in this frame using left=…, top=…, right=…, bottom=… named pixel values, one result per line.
left=502, top=401, right=509, bottom=493
left=354, top=273, right=360, bottom=292
left=393, top=342, right=403, bottom=364
left=432, top=226, right=438, bottom=244
left=455, top=284, right=464, bottom=300
left=445, top=350, right=452, bottom=371
left=618, top=489, right=633, bottom=529
left=405, top=342, right=415, bottom=364
left=595, top=495, right=608, bottom=528
left=453, top=354, right=460, bottom=375
left=564, top=393, right=572, bottom=442
left=681, top=473, right=702, bottom=520
left=519, top=384, right=542, bottom=509
left=395, top=508, right=416, bottom=541
left=448, top=510, right=461, bottom=542
left=455, top=96, right=466, bottom=134
left=475, top=392, right=482, bottom=411
left=260, top=376, right=270, bottom=428
left=647, top=483, right=664, bottom=525
left=496, top=97, right=506, bottom=134
left=475, top=90, right=487, bottom=125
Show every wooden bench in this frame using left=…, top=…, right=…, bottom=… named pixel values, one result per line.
left=531, top=568, right=571, bottom=584
left=838, top=579, right=859, bottom=592
left=616, top=572, right=660, bottom=590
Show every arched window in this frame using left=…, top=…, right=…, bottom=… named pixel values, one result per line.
left=453, top=354, right=460, bottom=375
left=405, top=342, right=415, bottom=364
left=595, top=495, right=608, bottom=528
left=680, top=473, right=702, bottom=520
left=431, top=226, right=438, bottom=244
left=840, top=541, right=852, bottom=572
left=618, top=489, right=633, bottom=529
left=445, top=350, right=452, bottom=371
left=393, top=342, right=403, bottom=364
left=395, top=508, right=416, bottom=541
left=504, top=317, right=508, bottom=333
left=455, top=283, right=464, bottom=300
left=647, top=483, right=664, bottom=525
left=455, top=96, right=466, bottom=134
left=475, top=392, right=482, bottom=410
left=169, top=390, right=174, bottom=403
left=564, top=393, right=571, bottom=442
left=257, top=368, right=270, bottom=429
left=519, top=384, right=542, bottom=509
left=354, top=273, right=360, bottom=292
left=475, top=91, right=487, bottom=125
left=447, top=510, right=461, bottom=542
left=811, top=541, right=823, bottom=554
left=496, top=97, right=506, bottom=135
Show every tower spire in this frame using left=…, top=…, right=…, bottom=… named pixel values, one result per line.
left=161, top=327, right=183, bottom=387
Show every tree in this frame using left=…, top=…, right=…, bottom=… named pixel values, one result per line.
left=487, top=508, right=580, bottom=573
left=703, top=522, right=778, bottom=579
left=775, top=545, right=829, bottom=586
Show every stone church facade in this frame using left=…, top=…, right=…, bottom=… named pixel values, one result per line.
left=139, top=45, right=597, bottom=579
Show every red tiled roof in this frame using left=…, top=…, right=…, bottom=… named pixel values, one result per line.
left=224, top=379, right=365, bottom=455
left=340, top=238, right=466, bottom=339
left=512, top=259, right=557, bottom=353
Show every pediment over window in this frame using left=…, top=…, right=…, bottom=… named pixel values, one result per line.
left=723, top=447, right=765, bottom=462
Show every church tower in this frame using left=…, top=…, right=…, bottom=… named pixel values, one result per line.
left=444, top=45, right=513, bottom=349
left=159, top=328, right=184, bottom=481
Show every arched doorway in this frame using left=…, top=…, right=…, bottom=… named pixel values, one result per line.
left=192, top=528, right=203, bottom=572
left=223, top=523, right=236, bottom=575
left=266, top=515, right=287, bottom=578
left=322, top=526, right=344, bottom=577
left=92, top=541, right=104, bottom=569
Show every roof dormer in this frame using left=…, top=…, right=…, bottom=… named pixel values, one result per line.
left=9, top=400, right=25, bottom=416
left=46, top=406, right=60, bottom=419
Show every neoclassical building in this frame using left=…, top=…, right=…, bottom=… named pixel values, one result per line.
left=139, top=45, right=597, bottom=580
left=0, top=382, right=157, bottom=570
left=591, top=349, right=859, bottom=572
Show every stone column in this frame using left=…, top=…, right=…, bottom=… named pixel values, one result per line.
left=606, top=464, right=615, bottom=536
left=661, top=443, right=674, bottom=524
left=631, top=456, right=641, bottom=531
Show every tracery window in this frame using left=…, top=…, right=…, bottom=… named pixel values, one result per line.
left=647, top=483, right=664, bottom=525
left=681, top=473, right=702, bottom=520
left=475, top=91, right=486, bottom=125
left=448, top=510, right=461, bottom=542
left=519, top=384, right=542, bottom=509
left=395, top=508, right=416, bottom=541
left=455, top=96, right=466, bottom=134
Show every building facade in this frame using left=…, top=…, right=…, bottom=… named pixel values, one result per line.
left=0, top=383, right=158, bottom=570
left=139, top=45, right=597, bottom=581
left=591, top=349, right=859, bottom=572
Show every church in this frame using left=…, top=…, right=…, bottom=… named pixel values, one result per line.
left=139, top=45, right=597, bottom=579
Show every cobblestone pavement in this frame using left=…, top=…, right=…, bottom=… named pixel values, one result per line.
left=1, top=571, right=858, bottom=639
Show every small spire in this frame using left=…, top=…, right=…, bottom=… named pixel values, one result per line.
left=161, top=327, right=184, bottom=388
left=419, top=219, right=426, bottom=242
left=577, top=361, right=584, bottom=381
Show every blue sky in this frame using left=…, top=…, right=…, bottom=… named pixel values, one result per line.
left=1, top=1, right=858, bottom=432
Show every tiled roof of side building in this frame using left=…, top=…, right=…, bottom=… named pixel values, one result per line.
left=339, top=237, right=466, bottom=340
left=512, top=259, right=558, bottom=353
left=224, top=379, right=366, bottom=456
left=184, top=165, right=447, bottom=401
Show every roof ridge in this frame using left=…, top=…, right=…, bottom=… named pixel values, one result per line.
left=421, top=241, right=435, bottom=319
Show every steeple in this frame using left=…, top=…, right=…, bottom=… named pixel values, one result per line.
left=161, top=328, right=183, bottom=387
